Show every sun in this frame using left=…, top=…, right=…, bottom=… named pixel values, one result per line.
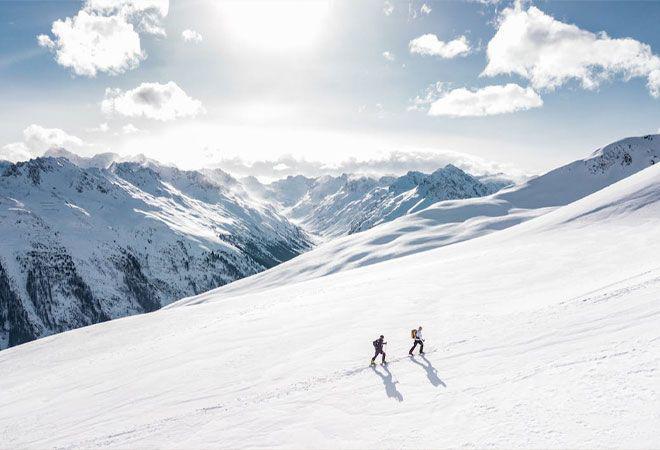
left=217, top=0, right=330, bottom=52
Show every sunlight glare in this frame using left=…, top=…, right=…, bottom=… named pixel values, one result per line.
left=218, top=0, right=330, bottom=52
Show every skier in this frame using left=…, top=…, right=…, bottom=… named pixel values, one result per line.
left=409, top=326, right=424, bottom=355
left=371, top=335, right=387, bottom=365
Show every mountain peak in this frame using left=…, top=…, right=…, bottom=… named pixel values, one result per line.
left=585, top=134, right=659, bottom=175
left=1, top=156, right=75, bottom=185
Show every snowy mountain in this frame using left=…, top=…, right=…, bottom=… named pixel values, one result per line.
left=0, top=153, right=513, bottom=349
left=180, top=135, right=660, bottom=295
left=0, top=157, right=311, bottom=349
left=2, top=136, right=655, bottom=350
left=249, top=165, right=511, bottom=238
left=1, top=152, right=659, bottom=448
left=1, top=135, right=655, bottom=351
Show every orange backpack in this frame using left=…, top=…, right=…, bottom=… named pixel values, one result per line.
left=411, top=329, right=417, bottom=339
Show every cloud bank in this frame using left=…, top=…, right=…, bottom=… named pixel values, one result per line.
left=483, top=4, right=660, bottom=97
left=428, top=84, right=543, bottom=117
left=101, top=81, right=205, bottom=121
left=1, top=125, right=84, bottom=162
left=211, top=150, right=525, bottom=183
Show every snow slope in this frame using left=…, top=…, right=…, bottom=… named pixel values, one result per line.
left=1, top=162, right=659, bottom=448
left=191, top=134, right=660, bottom=296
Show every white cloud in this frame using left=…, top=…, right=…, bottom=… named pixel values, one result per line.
left=87, top=122, right=110, bottom=133
left=85, top=0, right=169, bottom=36
left=182, top=29, right=203, bottom=43
left=38, top=11, right=142, bottom=77
left=483, top=4, right=660, bottom=97
left=408, top=81, right=450, bottom=112
left=0, top=142, right=32, bottom=163
left=37, top=0, right=168, bottom=77
left=427, top=83, right=543, bottom=117
left=382, top=51, right=395, bottom=62
left=36, top=34, right=54, bottom=49
left=420, top=3, right=432, bottom=15
left=648, top=70, right=660, bottom=98
left=101, top=81, right=205, bottom=121
left=383, top=1, right=394, bottom=16
left=122, top=123, right=142, bottom=134
left=23, top=124, right=84, bottom=152
left=409, top=34, right=470, bottom=58
left=1, top=125, right=85, bottom=162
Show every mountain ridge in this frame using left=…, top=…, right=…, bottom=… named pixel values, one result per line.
left=0, top=156, right=311, bottom=349
left=251, top=164, right=512, bottom=238
left=172, top=134, right=660, bottom=302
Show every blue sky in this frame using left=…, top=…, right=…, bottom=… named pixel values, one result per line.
left=1, top=0, right=659, bottom=179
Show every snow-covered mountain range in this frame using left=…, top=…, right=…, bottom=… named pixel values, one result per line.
left=1, top=135, right=658, bottom=350
left=0, top=152, right=510, bottom=349
left=1, top=135, right=659, bottom=448
left=179, top=134, right=660, bottom=296
left=243, top=165, right=512, bottom=238
left=0, top=157, right=311, bottom=349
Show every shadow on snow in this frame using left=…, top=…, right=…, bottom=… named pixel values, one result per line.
left=409, top=354, right=446, bottom=388
left=371, top=364, right=404, bottom=402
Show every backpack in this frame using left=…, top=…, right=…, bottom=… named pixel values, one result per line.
left=411, top=329, right=417, bottom=339
left=373, top=339, right=379, bottom=348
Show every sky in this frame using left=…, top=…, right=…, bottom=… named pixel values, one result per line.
left=0, top=0, right=659, bottom=180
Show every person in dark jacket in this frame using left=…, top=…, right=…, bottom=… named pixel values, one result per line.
left=409, top=326, right=424, bottom=355
left=371, top=335, right=387, bottom=365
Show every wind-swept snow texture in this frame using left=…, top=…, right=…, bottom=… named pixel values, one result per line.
left=1, top=160, right=659, bottom=448
left=191, top=135, right=659, bottom=296
left=0, top=157, right=311, bottom=349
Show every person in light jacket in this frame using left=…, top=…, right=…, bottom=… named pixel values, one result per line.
left=409, top=326, right=424, bottom=355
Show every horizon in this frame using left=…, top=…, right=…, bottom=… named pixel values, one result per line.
left=6, top=131, right=658, bottom=185
left=1, top=0, right=659, bottom=180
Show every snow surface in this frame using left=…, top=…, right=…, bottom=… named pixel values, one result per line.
left=1, top=160, right=659, bottom=448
